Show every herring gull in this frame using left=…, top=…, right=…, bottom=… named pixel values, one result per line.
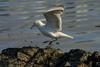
left=31, top=5, right=74, bottom=46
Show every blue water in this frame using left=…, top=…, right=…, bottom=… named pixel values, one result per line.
left=0, top=0, right=100, bottom=52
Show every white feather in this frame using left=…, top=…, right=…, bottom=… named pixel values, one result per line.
left=32, top=6, right=74, bottom=39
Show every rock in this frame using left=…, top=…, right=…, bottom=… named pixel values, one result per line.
left=68, top=49, right=87, bottom=62
left=0, top=46, right=99, bottom=67
left=87, top=51, right=100, bottom=67
left=2, top=48, right=20, bottom=58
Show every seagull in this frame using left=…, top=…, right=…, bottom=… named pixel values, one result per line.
left=31, top=5, right=74, bottom=46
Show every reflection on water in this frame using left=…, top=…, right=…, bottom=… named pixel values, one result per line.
left=0, top=0, right=100, bottom=51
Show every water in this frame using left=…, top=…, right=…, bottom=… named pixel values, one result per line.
left=0, top=0, right=100, bottom=52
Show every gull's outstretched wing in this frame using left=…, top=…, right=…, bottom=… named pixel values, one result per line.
left=43, top=6, right=64, bottom=32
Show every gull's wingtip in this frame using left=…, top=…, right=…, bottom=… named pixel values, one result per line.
left=70, top=36, right=74, bottom=39
left=47, top=5, right=64, bottom=12
left=66, top=35, right=74, bottom=39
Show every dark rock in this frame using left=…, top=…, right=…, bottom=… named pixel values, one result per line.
left=0, top=46, right=99, bottom=67
left=68, top=49, right=87, bottom=62
left=2, top=48, right=21, bottom=58
left=87, top=51, right=100, bottom=67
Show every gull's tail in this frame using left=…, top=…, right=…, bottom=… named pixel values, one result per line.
left=58, top=32, right=74, bottom=39
left=64, top=34, right=74, bottom=39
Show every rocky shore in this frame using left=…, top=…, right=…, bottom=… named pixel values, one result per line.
left=0, top=46, right=100, bottom=67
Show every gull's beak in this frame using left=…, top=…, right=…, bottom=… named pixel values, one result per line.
left=30, top=23, right=35, bottom=29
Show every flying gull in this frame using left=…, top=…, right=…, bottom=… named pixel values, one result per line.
left=31, top=5, right=74, bottom=46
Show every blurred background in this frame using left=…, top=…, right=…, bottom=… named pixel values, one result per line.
left=0, top=0, right=100, bottom=52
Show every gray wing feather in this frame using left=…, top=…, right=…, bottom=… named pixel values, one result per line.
left=43, top=9, right=63, bottom=32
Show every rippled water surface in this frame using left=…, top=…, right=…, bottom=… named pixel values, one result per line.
left=0, top=0, right=100, bottom=51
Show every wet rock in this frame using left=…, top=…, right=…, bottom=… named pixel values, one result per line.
left=2, top=48, right=21, bottom=58
left=68, top=49, right=87, bottom=62
left=87, top=51, right=100, bottom=67
left=0, top=46, right=99, bottom=67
